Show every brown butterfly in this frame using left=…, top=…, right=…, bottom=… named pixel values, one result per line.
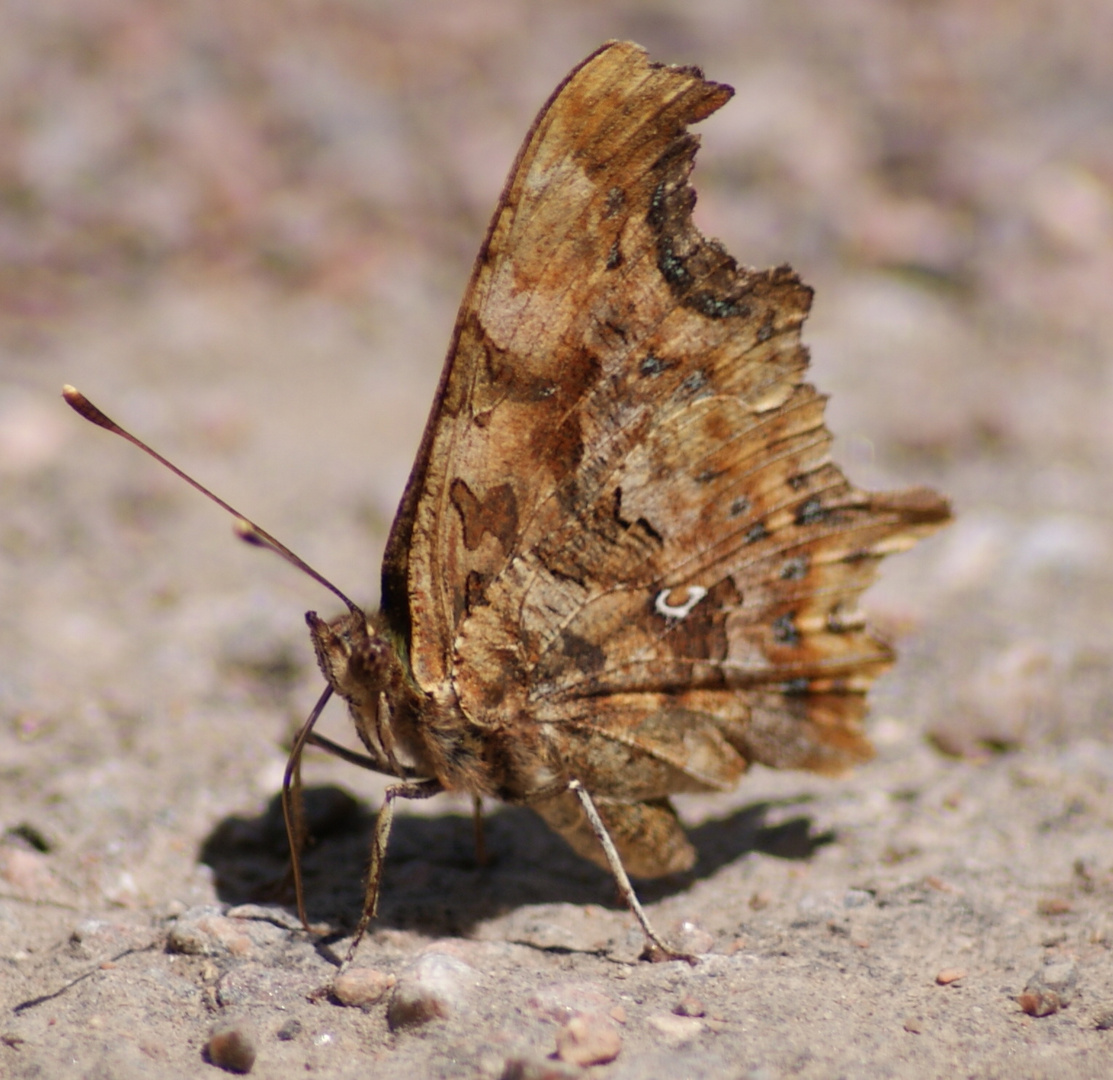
left=67, top=40, right=950, bottom=963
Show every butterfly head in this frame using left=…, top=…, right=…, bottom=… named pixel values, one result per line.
left=305, top=608, right=399, bottom=708
left=305, top=608, right=449, bottom=783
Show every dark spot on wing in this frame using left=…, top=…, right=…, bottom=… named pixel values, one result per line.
left=636, top=516, right=664, bottom=545
left=744, top=521, right=768, bottom=544
left=603, top=186, right=626, bottom=219
left=795, top=496, right=827, bottom=526
left=688, top=291, right=751, bottom=320
left=772, top=612, right=800, bottom=646
left=536, top=408, right=584, bottom=487
left=645, top=146, right=785, bottom=322
left=559, top=630, right=606, bottom=675
left=680, top=370, right=709, bottom=397
left=604, top=319, right=629, bottom=344
left=465, top=570, right=488, bottom=611
left=450, top=478, right=519, bottom=554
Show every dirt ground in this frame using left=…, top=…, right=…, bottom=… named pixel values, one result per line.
left=3, top=2, right=1113, bottom=1077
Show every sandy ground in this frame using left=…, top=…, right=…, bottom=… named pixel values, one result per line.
left=3, top=2, right=1113, bottom=1077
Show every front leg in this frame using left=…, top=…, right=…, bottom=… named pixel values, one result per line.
left=305, top=729, right=420, bottom=778
left=344, top=777, right=443, bottom=967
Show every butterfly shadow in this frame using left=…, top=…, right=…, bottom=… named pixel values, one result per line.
left=198, top=785, right=833, bottom=939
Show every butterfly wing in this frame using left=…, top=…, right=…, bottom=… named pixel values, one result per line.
left=381, top=42, right=950, bottom=872
left=382, top=41, right=735, bottom=690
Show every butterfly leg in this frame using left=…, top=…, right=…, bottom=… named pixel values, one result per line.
left=303, top=730, right=410, bottom=776
left=472, top=794, right=489, bottom=868
left=343, top=777, right=443, bottom=967
left=567, top=780, right=697, bottom=965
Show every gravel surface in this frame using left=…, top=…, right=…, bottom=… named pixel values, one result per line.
left=3, top=3, right=1113, bottom=1077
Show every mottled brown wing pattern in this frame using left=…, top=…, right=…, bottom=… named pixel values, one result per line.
left=382, top=41, right=734, bottom=690
left=382, top=42, right=950, bottom=876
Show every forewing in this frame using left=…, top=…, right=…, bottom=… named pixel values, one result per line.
left=381, top=40, right=734, bottom=690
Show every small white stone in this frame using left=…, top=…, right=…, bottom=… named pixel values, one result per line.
left=387, top=952, right=477, bottom=1029
left=648, top=1013, right=704, bottom=1045
left=554, top=1012, right=622, bottom=1066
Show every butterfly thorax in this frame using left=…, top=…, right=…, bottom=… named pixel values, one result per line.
left=306, top=607, right=495, bottom=794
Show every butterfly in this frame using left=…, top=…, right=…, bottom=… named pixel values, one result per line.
left=67, top=40, right=950, bottom=963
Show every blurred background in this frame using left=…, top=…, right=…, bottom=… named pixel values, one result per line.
left=2, top=0, right=1113, bottom=913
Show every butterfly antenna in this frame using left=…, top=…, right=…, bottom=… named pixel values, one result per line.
left=282, top=684, right=334, bottom=930
left=62, top=385, right=361, bottom=615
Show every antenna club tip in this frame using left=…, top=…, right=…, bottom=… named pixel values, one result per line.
left=62, top=385, right=116, bottom=430
left=234, top=518, right=267, bottom=547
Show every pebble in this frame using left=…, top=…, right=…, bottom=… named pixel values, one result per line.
left=1093, top=1009, right=1113, bottom=1031
left=1017, top=990, right=1057, bottom=1018
left=332, top=967, right=395, bottom=1009
left=670, top=920, right=714, bottom=956
left=171, top=906, right=291, bottom=960
left=673, top=994, right=706, bottom=1018
left=387, top=952, right=477, bottom=1029
left=206, top=1022, right=257, bottom=1074
left=1037, top=897, right=1073, bottom=916
left=225, top=904, right=307, bottom=932
left=275, top=1018, right=301, bottom=1041
left=903, top=1017, right=923, bottom=1034
left=526, top=980, right=613, bottom=1023
left=554, top=1012, right=623, bottom=1066
left=935, top=968, right=967, bottom=986
left=0, top=845, right=60, bottom=898
left=648, top=1013, right=704, bottom=1045
left=932, top=642, right=1053, bottom=758
left=67, top=919, right=149, bottom=960
left=795, top=891, right=841, bottom=924
left=167, top=910, right=255, bottom=958
left=1018, top=959, right=1079, bottom=1017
